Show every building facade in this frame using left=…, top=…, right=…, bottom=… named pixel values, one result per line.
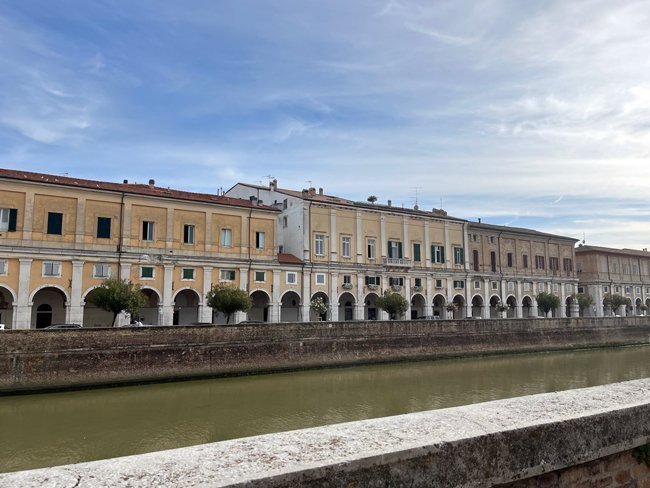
left=575, top=245, right=650, bottom=316
left=0, top=169, right=580, bottom=328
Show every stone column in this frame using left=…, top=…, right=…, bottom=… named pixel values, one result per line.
left=464, top=283, right=472, bottom=319
left=515, top=281, right=523, bottom=318
left=404, top=278, right=411, bottom=320
left=329, top=272, right=338, bottom=321
left=482, top=278, right=490, bottom=319
left=271, top=270, right=281, bottom=323
left=595, top=285, right=604, bottom=317
left=161, top=264, right=174, bottom=325
left=68, top=260, right=85, bottom=325
left=116, top=263, right=132, bottom=327
left=199, top=266, right=213, bottom=323
left=15, top=258, right=33, bottom=329
left=425, top=276, right=433, bottom=316
left=559, top=283, right=567, bottom=318
left=355, top=272, right=364, bottom=320
left=301, top=270, right=311, bottom=321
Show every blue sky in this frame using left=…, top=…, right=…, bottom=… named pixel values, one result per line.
left=1, top=1, right=649, bottom=248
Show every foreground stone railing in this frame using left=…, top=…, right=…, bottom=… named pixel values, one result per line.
left=2, top=379, right=649, bottom=487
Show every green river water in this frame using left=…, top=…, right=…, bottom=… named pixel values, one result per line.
left=1, top=345, right=649, bottom=473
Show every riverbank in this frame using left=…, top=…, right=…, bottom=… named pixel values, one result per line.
left=1, top=316, right=649, bottom=393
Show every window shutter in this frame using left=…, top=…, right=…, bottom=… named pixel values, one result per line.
left=365, top=276, right=370, bottom=285
left=413, top=244, right=420, bottom=262
left=142, top=221, right=148, bottom=239
left=397, top=241, right=403, bottom=259
left=440, top=246, right=445, bottom=263
left=431, top=245, right=435, bottom=262
left=377, top=276, right=381, bottom=286
left=8, top=209, right=17, bottom=232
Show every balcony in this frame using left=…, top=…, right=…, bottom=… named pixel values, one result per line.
left=382, top=257, right=412, bottom=268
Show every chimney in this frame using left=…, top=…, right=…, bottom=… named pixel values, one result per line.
left=318, top=187, right=323, bottom=195
left=387, top=199, right=392, bottom=207
left=148, top=179, right=155, bottom=188
left=270, top=179, right=277, bottom=191
left=302, top=189, right=309, bottom=198
left=478, top=218, right=481, bottom=223
left=249, top=195, right=258, bottom=205
left=123, top=179, right=128, bottom=184
left=309, top=187, right=316, bottom=196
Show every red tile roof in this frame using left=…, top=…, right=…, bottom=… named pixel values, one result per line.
left=277, top=253, right=304, bottom=264
left=0, top=168, right=278, bottom=211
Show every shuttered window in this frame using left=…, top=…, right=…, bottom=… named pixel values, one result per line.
left=97, top=217, right=111, bottom=239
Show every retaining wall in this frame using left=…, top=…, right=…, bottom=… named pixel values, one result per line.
left=1, top=378, right=649, bottom=487
left=1, top=316, right=650, bottom=393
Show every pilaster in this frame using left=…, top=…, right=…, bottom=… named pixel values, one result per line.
left=199, top=266, right=213, bottom=323
left=15, top=258, right=33, bottom=329
left=161, top=264, right=174, bottom=325
left=68, top=260, right=85, bottom=324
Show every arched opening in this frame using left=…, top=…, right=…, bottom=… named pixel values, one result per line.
left=635, top=298, right=643, bottom=316
left=338, top=292, right=356, bottom=321
left=645, top=298, right=650, bottom=316
left=452, top=295, right=465, bottom=319
left=522, top=296, right=533, bottom=317
left=280, top=291, right=301, bottom=322
left=603, top=297, right=611, bottom=316
left=410, top=293, right=426, bottom=319
left=489, top=295, right=500, bottom=319
left=0, top=287, right=15, bottom=329
left=506, top=296, right=517, bottom=318
left=471, top=295, right=483, bottom=318
left=31, top=287, right=67, bottom=328
left=364, top=293, right=379, bottom=320
left=432, top=294, right=446, bottom=319
left=565, top=296, right=573, bottom=317
left=140, top=288, right=161, bottom=325
left=173, top=289, right=200, bottom=325
left=249, top=290, right=271, bottom=322
left=310, top=291, right=329, bottom=321
left=83, top=288, right=115, bottom=327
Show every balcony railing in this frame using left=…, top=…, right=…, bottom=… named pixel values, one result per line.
left=382, top=257, right=412, bottom=267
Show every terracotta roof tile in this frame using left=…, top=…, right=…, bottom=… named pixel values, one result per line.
left=0, top=168, right=278, bottom=211
left=277, top=253, right=303, bottom=264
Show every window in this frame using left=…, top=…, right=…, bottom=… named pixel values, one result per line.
left=365, top=276, right=381, bottom=286
left=489, top=236, right=495, bottom=244
left=549, top=257, right=559, bottom=271
left=453, top=246, right=464, bottom=265
left=473, top=250, right=479, bottom=272
left=603, top=286, right=609, bottom=293
left=182, top=268, right=195, bottom=280
left=431, top=245, right=445, bottom=264
left=507, top=252, right=513, bottom=268
left=387, top=240, right=402, bottom=259
left=625, top=286, right=632, bottom=293
left=283, top=199, right=288, bottom=210
left=0, top=259, right=7, bottom=275
left=474, top=280, right=481, bottom=289
left=286, top=271, right=297, bottom=284
left=140, top=266, right=154, bottom=279
left=576, top=262, right=582, bottom=273
left=255, top=231, right=265, bottom=249
left=93, top=263, right=111, bottom=278
left=472, top=234, right=477, bottom=242
left=490, top=251, right=497, bottom=272
left=524, top=282, right=532, bottom=291
left=615, top=286, right=620, bottom=293
left=414, top=277, right=422, bottom=287
left=343, top=274, right=352, bottom=285
left=389, top=277, right=404, bottom=286
left=315, top=234, right=325, bottom=256
left=453, top=280, right=464, bottom=289
left=142, top=221, right=155, bottom=241
left=523, top=254, right=529, bottom=268
left=637, top=286, right=641, bottom=294
left=538, top=283, right=545, bottom=292
left=535, top=255, right=545, bottom=269
left=282, top=216, right=288, bottom=228
left=367, top=239, right=376, bottom=259
left=315, top=273, right=326, bottom=285
left=94, top=217, right=111, bottom=239
left=183, top=224, right=195, bottom=244
left=43, top=261, right=61, bottom=276
left=220, top=228, right=232, bottom=247
left=491, top=281, right=498, bottom=290
left=0, top=208, right=17, bottom=232
left=342, top=236, right=351, bottom=258
left=508, top=281, right=515, bottom=291
left=552, top=284, right=559, bottom=292
left=578, top=286, right=585, bottom=294
left=220, top=269, right=236, bottom=281
left=435, top=279, right=443, bottom=288
left=254, top=271, right=266, bottom=282
left=47, top=212, right=63, bottom=235
left=413, top=243, right=421, bottom=262
left=563, top=258, right=573, bottom=272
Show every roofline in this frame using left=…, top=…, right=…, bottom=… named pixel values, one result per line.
left=468, top=221, right=579, bottom=242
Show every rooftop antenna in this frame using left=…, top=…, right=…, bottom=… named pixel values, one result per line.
left=411, top=186, right=422, bottom=210
left=306, top=180, right=313, bottom=187
left=582, top=232, right=586, bottom=245
left=263, top=174, right=275, bottom=184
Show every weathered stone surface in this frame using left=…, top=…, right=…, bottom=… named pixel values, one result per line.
left=1, top=316, right=649, bottom=392
left=1, top=378, right=649, bottom=487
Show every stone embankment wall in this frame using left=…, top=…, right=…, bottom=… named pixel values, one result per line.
left=1, top=379, right=649, bottom=487
left=1, top=316, right=649, bottom=393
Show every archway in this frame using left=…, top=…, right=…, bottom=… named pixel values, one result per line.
left=565, top=296, right=573, bottom=317
left=140, top=288, right=161, bottom=325
left=83, top=288, right=114, bottom=327
left=506, top=295, right=517, bottom=318
left=489, top=295, right=500, bottom=319
left=0, top=286, right=15, bottom=328
left=249, top=290, right=271, bottom=322
left=452, top=295, right=465, bottom=319
left=471, top=295, right=483, bottom=318
left=173, top=289, right=200, bottom=325
left=522, top=296, right=533, bottom=318
left=364, top=293, right=379, bottom=320
left=310, top=291, right=329, bottom=321
left=410, top=293, right=425, bottom=319
left=635, top=298, right=643, bottom=316
left=338, top=292, right=355, bottom=321
left=432, top=294, right=446, bottom=319
left=281, top=291, right=301, bottom=322
left=31, top=287, right=67, bottom=328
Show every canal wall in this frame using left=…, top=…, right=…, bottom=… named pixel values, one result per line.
left=1, top=316, right=649, bottom=393
left=1, top=378, right=649, bottom=487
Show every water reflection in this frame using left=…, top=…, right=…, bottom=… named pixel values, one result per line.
left=1, top=345, right=649, bottom=473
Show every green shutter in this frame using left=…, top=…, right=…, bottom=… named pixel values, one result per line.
left=440, top=246, right=445, bottom=263
left=431, top=245, right=435, bottom=262
left=398, top=241, right=403, bottom=258
left=8, top=209, right=17, bottom=232
left=413, top=243, right=421, bottom=262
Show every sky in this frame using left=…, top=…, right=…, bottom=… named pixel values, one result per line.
left=1, top=0, right=649, bottom=249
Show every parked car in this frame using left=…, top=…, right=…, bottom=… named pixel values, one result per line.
left=44, top=324, right=82, bottom=330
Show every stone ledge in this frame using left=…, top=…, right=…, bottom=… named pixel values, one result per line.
left=1, top=378, right=649, bottom=487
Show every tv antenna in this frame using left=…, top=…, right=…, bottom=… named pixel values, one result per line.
left=411, top=186, right=422, bottom=210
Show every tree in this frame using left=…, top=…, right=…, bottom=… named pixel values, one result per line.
left=535, top=292, right=560, bottom=316
left=367, top=195, right=378, bottom=204
left=603, top=294, right=630, bottom=315
left=89, top=278, right=148, bottom=327
left=572, top=293, right=593, bottom=316
left=376, top=291, right=409, bottom=320
left=205, top=284, right=252, bottom=324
